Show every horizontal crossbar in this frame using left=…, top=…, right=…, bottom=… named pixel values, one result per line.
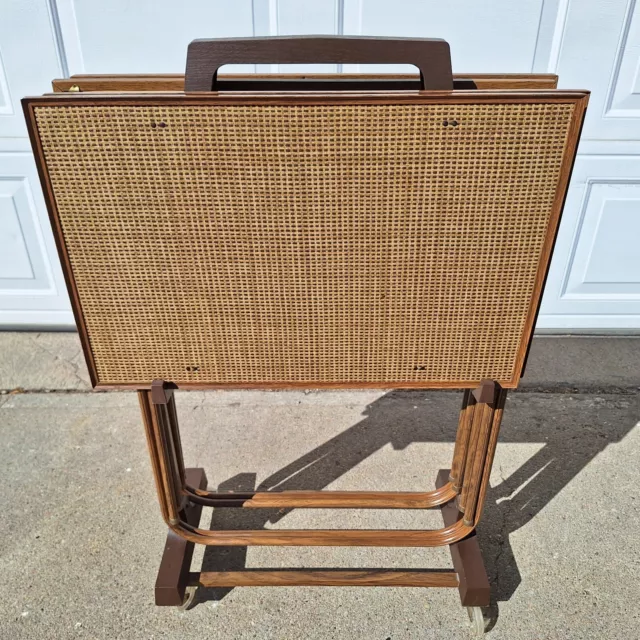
left=186, top=484, right=457, bottom=509
left=188, top=569, right=459, bottom=588
left=176, top=520, right=473, bottom=547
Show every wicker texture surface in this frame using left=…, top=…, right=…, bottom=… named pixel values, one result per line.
left=35, top=101, right=574, bottom=386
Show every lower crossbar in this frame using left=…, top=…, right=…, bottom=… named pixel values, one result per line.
left=189, top=569, right=459, bottom=588
left=176, top=519, right=473, bottom=547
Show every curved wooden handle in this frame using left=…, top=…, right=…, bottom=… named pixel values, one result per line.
left=185, top=36, right=453, bottom=91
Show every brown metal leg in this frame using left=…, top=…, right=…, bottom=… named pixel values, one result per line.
left=142, top=381, right=506, bottom=602
left=141, top=380, right=474, bottom=548
left=155, top=467, right=208, bottom=606
left=436, top=468, right=490, bottom=607
left=449, top=389, right=476, bottom=492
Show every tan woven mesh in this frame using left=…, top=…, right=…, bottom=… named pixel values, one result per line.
left=34, top=101, right=574, bottom=386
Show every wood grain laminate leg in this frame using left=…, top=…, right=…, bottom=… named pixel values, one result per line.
left=155, top=467, right=208, bottom=606
left=450, top=389, right=476, bottom=492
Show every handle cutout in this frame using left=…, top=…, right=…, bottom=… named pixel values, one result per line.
left=185, top=36, right=453, bottom=92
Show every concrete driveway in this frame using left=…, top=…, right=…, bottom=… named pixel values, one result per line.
left=1, top=334, right=638, bottom=639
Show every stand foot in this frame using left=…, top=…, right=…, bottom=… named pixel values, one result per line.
left=436, top=469, right=490, bottom=608
left=155, top=468, right=208, bottom=606
left=467, top=606, right=486, bottom=637
left=177, top=585, right=197, bottom=611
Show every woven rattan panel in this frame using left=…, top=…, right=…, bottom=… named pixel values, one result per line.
left=34, top=100, right=574, bottom=386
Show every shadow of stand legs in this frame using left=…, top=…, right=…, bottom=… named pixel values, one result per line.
left=194, top=472, right=283, bottom=606
left=180, top=389, right=638, bottom=633
left=475, top=393, right=638, bottom=632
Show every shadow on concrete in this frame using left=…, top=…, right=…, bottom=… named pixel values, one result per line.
left=190, top=389, right=639, bottom=630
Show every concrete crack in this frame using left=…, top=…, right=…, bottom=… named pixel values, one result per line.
left=191, top=394, right=206, bottom=412
left=29, top=334, right=89, bottom=388
left=490, top=464, right=511, bottom=598
left=493, top=498, right=510, bottom=597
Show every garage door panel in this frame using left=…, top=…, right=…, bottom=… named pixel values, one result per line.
left=0, top=152, right=72, bottom=326
left=342, top=0, right=548, bottom=73
left=65, top=0, right=256, bottom=74
left=0, top=0, right=61, bottom=138
left=0, top=1, right=72, bottom=327
left=557, top=0, right=640, bottom=142
left=539, top=156, right=640, bottom=328
left=0, top=153, right=68, bottom=304
left=1, top=0, right=637, bottom=330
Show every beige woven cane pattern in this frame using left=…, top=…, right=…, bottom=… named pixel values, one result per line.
left=34, top=101, right=574, bottom=386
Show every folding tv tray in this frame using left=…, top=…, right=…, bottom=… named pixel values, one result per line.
left=24, top=36, right=588, bottom=636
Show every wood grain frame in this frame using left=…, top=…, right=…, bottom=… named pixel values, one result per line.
left=51, top=72, right=559, bottom=93
left=23, top=90, right=588, bottom=391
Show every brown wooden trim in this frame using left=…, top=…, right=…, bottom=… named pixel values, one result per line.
left=146, top=390, right=182, bottom=524
left=437, top=469, right=490, bottom=607
left=26, top=90, right=588, bottom=108
left=138, top=391, right=171, bottom=524
left=51, top=72, right=558, bottom=93
left=100, top=379, right=517, bottom=391
left=170, top=519, right=474, bottom=547
left=185, top=484, right=457, bottom=509
left=450, top=389, right=475, bottom=491
left=64, top=72, right=557, bottom=80
left=188, top=569, right=459, bottom=588
left=150, top=388, right=187, bottom=518
left=513, top=93, right=590, bottom=383
left=473, top=389, right=508, bottom=524
left=460, top=401, right=495, bottom=524
left=155, top=468, right=208, bottom=606
left=21, top=100, right=99, bottom=387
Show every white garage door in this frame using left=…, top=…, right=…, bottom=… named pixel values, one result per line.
left=1, top=0, right=639, bottom=330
